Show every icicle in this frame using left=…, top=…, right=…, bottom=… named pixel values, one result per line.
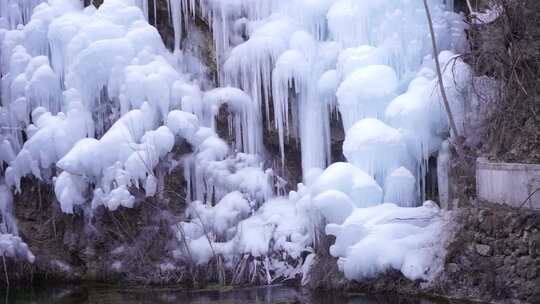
left=170, top=0, right=182, bottom=51
left=0, top=0, right=46, bottom=30
left=133, top=0, right=150, bottom=20
left=337, top=65, right=398, bottom=131
left=202, top=87, right=260, bottom=155
left=272, top=48, right=331, bottom=176
left=383, top=167, right=418, bottom=207
left=342, top=118, right=411, bottom=186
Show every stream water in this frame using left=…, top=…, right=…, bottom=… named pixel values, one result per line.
left=0, top=284, right=464, bottom=304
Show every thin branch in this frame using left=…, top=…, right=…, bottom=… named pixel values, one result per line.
left=2, top=254, right=9, bottom=288
left=466, top=0, right=475, bottom=15
left=422, top=0, right=461, bottom=143
left=519, top=187, right=540, bottom=210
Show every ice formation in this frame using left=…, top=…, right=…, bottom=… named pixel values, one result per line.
left=1, top=0, right=471, bottom=283
left=384, top=167, right=418, bottom=208
left=326, top=202, right=448, bottom=281
left=309, top=162, right=382, bottom=208
left=0, top=233, right=35, bottom=263
left=171, top=0, right=468, bottom=282
left=1, top=0, right=271, bottom=214
left=1, top=180, right=34, bottom=263
left=176, top=196, right=308, bottom=278
left=343, top=118, right=409, bottom=185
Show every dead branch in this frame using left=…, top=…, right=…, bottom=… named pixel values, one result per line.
left=422, top=0, right=462, bottom=151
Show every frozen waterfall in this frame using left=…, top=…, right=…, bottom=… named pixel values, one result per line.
left=1, top=0, right=470, bottom=282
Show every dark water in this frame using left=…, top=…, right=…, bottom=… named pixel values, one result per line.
left=0, top=284, right=462, bottom=304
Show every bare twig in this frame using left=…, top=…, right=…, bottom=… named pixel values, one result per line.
left=2, top=254, right=9, bottom=288
left=518, top=187, right=540, bottom=210
left=422, top=0, right=461, bottom=144
left=466, top=0, right=475, bottom=15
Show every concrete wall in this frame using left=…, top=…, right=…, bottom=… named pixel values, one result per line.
left=476, top=158, right=540, bottom=210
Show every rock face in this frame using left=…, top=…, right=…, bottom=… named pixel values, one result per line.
left=437, top=203, right=540, bottom=303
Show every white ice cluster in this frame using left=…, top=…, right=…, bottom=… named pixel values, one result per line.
left=173, top=193, right=308, bottom=282
left=1, top=0, right=472, bottom=283
left=326, top=202, right=447, bottom=281
left=175, top=161, right=449, bottom=283
left=1, top=0, right=270, bottom=215
left=176, top=0, right=469, bottom=184
left=169, top=0, right=469, bottom=282
left=0, top=233, right=35, bottom=263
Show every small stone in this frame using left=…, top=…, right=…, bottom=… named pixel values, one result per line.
left=475, top=243, right=493, bottom=257
left=447, top=263, right=459, bottom=273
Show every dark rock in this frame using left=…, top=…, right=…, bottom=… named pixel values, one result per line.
left=432, top=203, right=540, bottom=303
left=446, top=263, right=459, bottom=273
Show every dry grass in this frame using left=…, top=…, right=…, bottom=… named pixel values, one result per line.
left=466, top=0, right=540, bottom=163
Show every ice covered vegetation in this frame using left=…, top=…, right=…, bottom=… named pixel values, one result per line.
left=1, top=0, right=471, bottom=284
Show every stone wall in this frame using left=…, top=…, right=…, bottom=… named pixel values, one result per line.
left=436, top=203, right=540, bottom=303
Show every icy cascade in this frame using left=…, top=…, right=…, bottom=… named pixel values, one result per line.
left=0, top=0, right=472, bottom=284
left=175, top=161, right=450, bottom=283
left=0, top=0, right=45, bottom=30
left=170, top=0, right=469, bottom=189
left=0, top=0, right=271, bottom=215
left=171, top=0, right=470, bottom=283
left=177, top=0, right=467, bottom=203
